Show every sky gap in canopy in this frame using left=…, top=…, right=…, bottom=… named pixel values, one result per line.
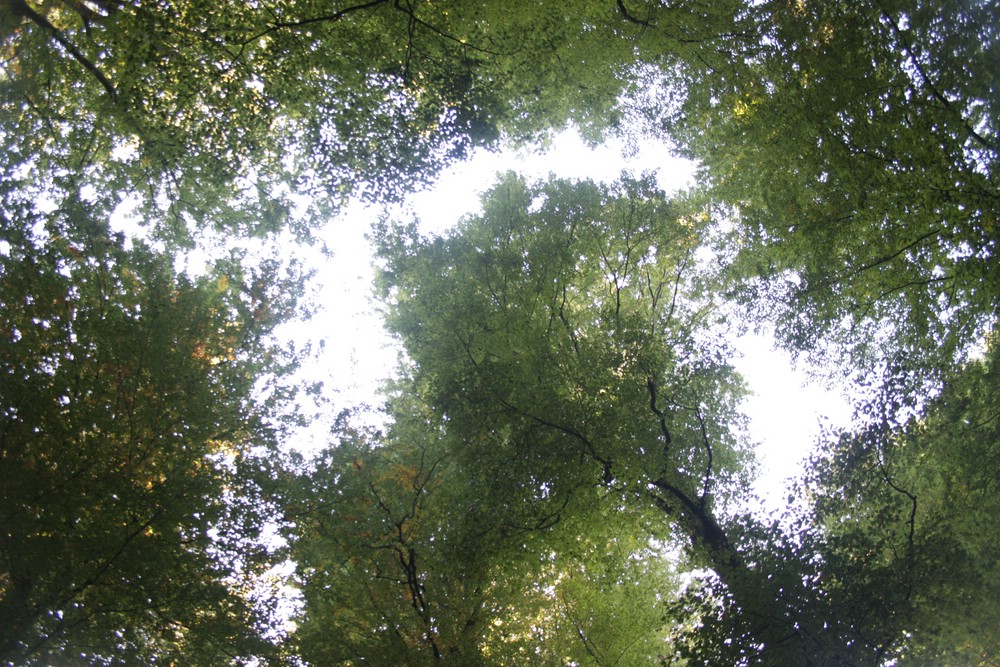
left=287, top=129, right=852, bottom=509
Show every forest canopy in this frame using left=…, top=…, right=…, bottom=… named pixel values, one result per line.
left=1, top=0, right=997, bottom=665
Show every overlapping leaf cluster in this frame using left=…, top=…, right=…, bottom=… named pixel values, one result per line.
left=0, top=205, right=302, bottom=664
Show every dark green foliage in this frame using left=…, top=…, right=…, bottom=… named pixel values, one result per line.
left=0, top=203, right=301, bottom=665
left=806, top=340, right=1000, bottom=665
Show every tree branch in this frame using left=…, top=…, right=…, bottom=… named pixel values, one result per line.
left=495, top=396, right=614, bottom=485
left=393, top=0, right=501, bottom=57
left=558, top=590, right=607, bottom=665
left=851, top=227, right=943, bottom=277
left=13, top=0, right=117, bottom=100
left=647, top=476, right=742, bottom=577
left=879, top=6, right=997, bottom=153
left=616, top=0, right=652, bottom=28
left=875, top=434, right=917, bottom=601
left=694, top=407, right=714, bottom=508
left=256, top=0, right=389, bottom=36
left=646, top=377, right=672, bottom=455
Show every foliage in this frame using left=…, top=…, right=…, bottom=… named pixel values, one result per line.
left=663, top=335, right=1000, bottom=665
left=375, top=171, right=751, bottom=509
left=286, top=401, right=681, bottom=666
left=662, top=0, right=999, bottom=382
left=286, top=409, right=481, bottom=665
left=364, top=169, right=1000, bottom=664
left=367, top=173, right=792, bottom=661
left=806, top=339, right=1000, bottom=665
left=0, top=0, right=663, bottom=243
left=2, top=1, right=998, bottom=663
left=0, top=199, right=303, bottom=665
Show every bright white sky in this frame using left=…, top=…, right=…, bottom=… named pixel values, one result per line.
left=288, top=130, right=852, bottom=512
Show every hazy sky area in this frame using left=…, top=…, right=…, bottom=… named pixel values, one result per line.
left=287, top=130, right=853, bottom=511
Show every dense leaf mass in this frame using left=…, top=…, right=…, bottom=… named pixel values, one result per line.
left=0, top=207, right=302, bottom=663
left=0, top=0, right=654, bottom=241
left=1, top=0, right=997, bottom=664
left=805, top=341, right=1000, bottom=665
left=669, top=0, right=999, bottom=380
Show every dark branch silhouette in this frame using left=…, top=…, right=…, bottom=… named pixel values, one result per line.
left=10, top=0, right=117, bottom=100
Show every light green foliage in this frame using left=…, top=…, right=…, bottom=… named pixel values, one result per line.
left=360, top=173, right=766, bottom=661
left=664, top=0, right=999, bottom=380
left=505, top=508, right=679, bottom=666
left=0, top=0, right=652, bottom=241
left=286, top=404, right=681, bottom=665
left=0, top=201, right=302, bottom=664
left=260, top=0, right=1000, bottom=661
left=631, top=5, right=999, bottom=658
left=376, top=172, right=751, bottom=514
left=287, top=172, right=750, bottom=664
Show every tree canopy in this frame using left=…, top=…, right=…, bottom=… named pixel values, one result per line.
left=665, top=0, right=999, bottom=384
left=2, top=0, right=997, bottom=664
left=0, top=200, right=304, bottom=664
left=803, top=339, right=1000, bottom=665
left=0, top=0, right=668, bottom=242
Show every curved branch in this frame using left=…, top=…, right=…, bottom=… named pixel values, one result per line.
left=876, top=438, right=917, bottom=601
left=648, top=476, right=739, bottom=572
left=253, top=0, right=389, bottom=38
left=559, top=590, right=607, bottom=665
left=13, top=0, right=117, bottom=100
left=392, top=0, right=500, bottom=57
left=879, top=7, right=997, bottom=153
left=500, top=492, right=572, bottom=533
left=616, top=0, right=652, bottom=28
left=252, top=0, right=500, bottom=60
left=694, top=407, right=714, bottom=508
left=495, top=396, right=613, bottom=484
left=851, top=228, right=943, bottom=277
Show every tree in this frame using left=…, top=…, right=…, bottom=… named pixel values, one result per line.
left=369, top=172, right=876, bottom=663
left=657, top=0, right=999, bottom=384
left=0, top=0, right=677, bottom=242
left=286, top=409, right=485, bottom=665
left=805, top=338, right=1000, bottom=665
left=5, top=2, right=996, bottom=663
left=368, top=170, right=1000, bottom=664
left=286, top=401, right=682, bottom=665
left=0, top=198, right=302, bottom=665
